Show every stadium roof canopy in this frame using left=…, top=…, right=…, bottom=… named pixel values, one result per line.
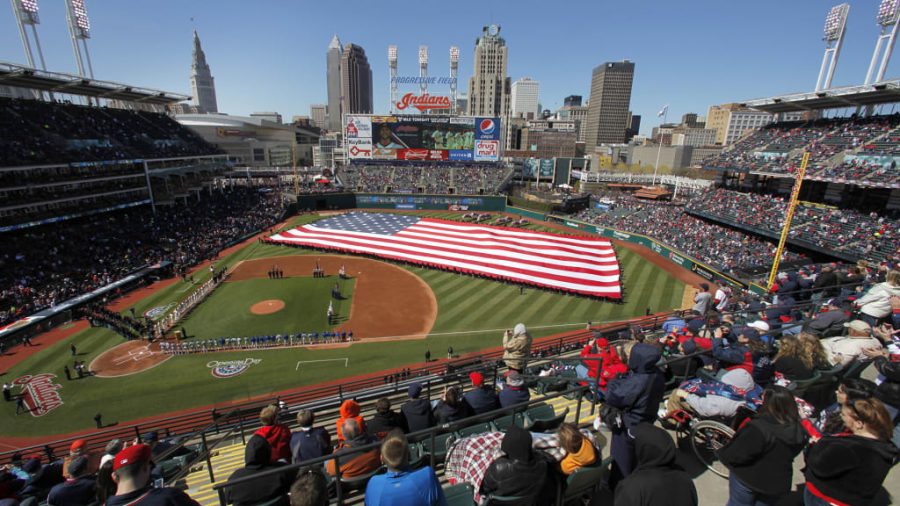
left=0, top=62, right=190, bottom=105
left=741, top=79, right=900, bottom=114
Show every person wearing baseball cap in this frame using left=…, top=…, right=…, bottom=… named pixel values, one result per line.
left=463, top=371, right=500, bottom=415
left=107, top=444, right=198, bottom=506
left=47, top=455, right=96, bottom=505
left=499, top=371, right=530, bottom=408
left=821, top=320, right=883, bottom=368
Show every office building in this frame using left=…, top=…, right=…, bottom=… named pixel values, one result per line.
left=583, top=60, right=634, bottom=151
left=190, top=31, right=218, bottom=114
left=511, top=77, right=540, bottom=118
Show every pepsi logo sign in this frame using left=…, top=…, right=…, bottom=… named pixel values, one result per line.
left=207, top=358, right=262, bottom=378
left=479, top=119, right=496, bottom=135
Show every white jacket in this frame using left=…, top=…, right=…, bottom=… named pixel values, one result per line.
left=855, top=282, right=900, bottom=318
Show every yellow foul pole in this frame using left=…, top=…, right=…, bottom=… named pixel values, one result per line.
left=767, top=151, right=809, bottom=290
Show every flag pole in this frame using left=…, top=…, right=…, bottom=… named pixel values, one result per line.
left=652, top=105, right=668, bottom=186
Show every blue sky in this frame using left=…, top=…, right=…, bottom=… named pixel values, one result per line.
left=2, top=1, right=899, bottom=134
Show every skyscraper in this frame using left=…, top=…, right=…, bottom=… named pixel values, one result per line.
left=466, top=25, right=510, bottom=119
left=583, top=60, right=634, bottom=151
left=326, top=35, right=343, bottom=132
left=511, top=77, right=540, bottom=119
left=309, top=104, right=327, bottom=129
left=190, top=31, right=218, bottom=114
left=340, top=44, right=374, bottom=119
left=564, top=95, right=582, bottom=107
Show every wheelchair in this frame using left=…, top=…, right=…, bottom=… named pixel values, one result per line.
left=662, top=405, right=754, bottom=479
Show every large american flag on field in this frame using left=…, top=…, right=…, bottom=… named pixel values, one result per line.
left=267, top=212, right=621, bottom=298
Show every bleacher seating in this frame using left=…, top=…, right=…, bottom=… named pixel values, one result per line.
left=340, top=163, right=512, bottom=195
left=0, top=97, right=222, bottom=167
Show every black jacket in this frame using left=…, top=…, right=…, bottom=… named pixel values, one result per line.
left=367, top=410, right=407, bottom=438
left=498, top=386, right=530, bottom=408
left=805, top=434, right=899, bottom=505
left=401, top=398, right=436, bottom=433
left=224, top=435, right=291, bottom=506
left=718, top=414, right=808, bottom=496
left=433, top=401, right=474, bottom=425
left=289, top=427, right=331, bottom=464
left=481, top=455, right=549, bottom=506
left=872, top=356, right=900, bottom=416
left=614, top=423, right=698, bottom=506
left=604, top=344, right=665, bottom=429
left=106, top=486, right=199, bottom=506
left=464, top=386, right=500, bottom=414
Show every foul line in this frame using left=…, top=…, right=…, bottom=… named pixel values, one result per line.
left=295, top=358, right=349, bottom=371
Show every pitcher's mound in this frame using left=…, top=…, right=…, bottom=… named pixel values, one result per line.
left=251, top=299, right=285, bottom=315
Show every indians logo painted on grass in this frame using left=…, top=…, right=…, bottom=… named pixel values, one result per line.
left=13, top=374, right=63, bottom=417
left=207, top=358, right=262, bottom=378
left=144, top=303, right=175, bottom=321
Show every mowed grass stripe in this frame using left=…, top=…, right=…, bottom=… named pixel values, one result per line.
left=437, top=280, right=510, bottom=329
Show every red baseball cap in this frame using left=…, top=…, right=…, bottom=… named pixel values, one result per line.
left=469, top=371, right=484, bottom=387
left=70, top=439, right=87, bottom=453
left=113, top=444, right=152, bottom=471
left=595, top=338, right=609, bottom=348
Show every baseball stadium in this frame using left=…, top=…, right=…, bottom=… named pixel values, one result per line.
left=2, top=2, right=900, bottom=506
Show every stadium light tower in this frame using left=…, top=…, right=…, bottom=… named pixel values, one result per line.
left=816, top=3, right=849, bottom=92
left=10, top=0, right=48, bottom=70
left=65, top=0, right=94, bottom=78
left=388, top=45, right=398, bottom=113
left=419, top=45, right=428, bottom=96
left=450, top=46, right=459, bottom=114
left=865, top=0, right=900, bottom=84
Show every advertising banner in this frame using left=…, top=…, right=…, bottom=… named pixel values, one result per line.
left=346, top=139, right=373, bottom=159
left=475, top=117, right=501, bottom=141
left=449, top=150, right=474, bottom=161
left=539, top=159, right=555, bottom=178
left=522, top=159, right=539, bottom=178
left=345, top=116, right=373, bottom=139
left=474, top=140, right=500, bottom=161
left=397, top=149, right=448, bottom=161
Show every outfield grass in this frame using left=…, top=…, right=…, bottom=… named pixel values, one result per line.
left=0, top=212, right=684, bottom=437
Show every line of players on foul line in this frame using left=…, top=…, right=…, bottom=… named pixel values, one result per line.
left=158, top=332, right=354, bottom=355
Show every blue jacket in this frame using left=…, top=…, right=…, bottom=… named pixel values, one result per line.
left=47, top=476, right=95, bottom=506
left=605, top=343, right=665, bottom=429
left=364, top=467, right=447, bottom=506
left=464, top=386, right=500, bottom=415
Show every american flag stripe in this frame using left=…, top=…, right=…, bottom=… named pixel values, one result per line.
left=276, top=229, right=620, bottom=285
left=282, top=226, right=618, bottom=276
left=267, top=214, right=621, bottom=297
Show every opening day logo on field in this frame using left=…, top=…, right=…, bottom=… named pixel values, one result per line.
left=144, top=303, right=175, bottom=321
left=207, top=358, right=262, bottom=378
left=13, top=374, right=63, bottom=417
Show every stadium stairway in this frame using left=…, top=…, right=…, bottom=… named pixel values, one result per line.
left=182, top=388, right=596, bottom=506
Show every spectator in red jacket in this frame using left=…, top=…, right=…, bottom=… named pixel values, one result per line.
left=254, top=404, right=292, bottom=463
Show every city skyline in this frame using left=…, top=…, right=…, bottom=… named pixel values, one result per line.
left=3, top=1, right=900, bottom=135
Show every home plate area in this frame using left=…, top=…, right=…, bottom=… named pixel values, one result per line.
left=111, top=346, right=156, bottom=366
left=91, top=340, right=171, bottom=377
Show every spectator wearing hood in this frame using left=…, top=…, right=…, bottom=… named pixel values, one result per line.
left=401, top=383, right=436, bottom=433
left=224, top=435, right=291, bottom=506
left=254, top=404, right=292, bottom=463
left=502, top=323, right=532, bottom=372
left=712, top=327, right=774, bottom=385
left=480, top=425, right=550, bottom=506
left=855, top=269, right=900, bottom=326
left=719, top=386, right=808, bottom=506
left=336, top=399, right=366, bottom=443
left=662, top=368, right=761, bottom=420
left=47, top=456, right=96, bottom=506
left=463, top=372, right=499, bottom=415
left=367, top=397, right=407, bottom=439
left=498, top=371, right=530, bottom=408
left=614, top=423, right=697, bottom=506
left=604, top=343, right=666, bottom=488
left=804, top=398, right=899, bottom=506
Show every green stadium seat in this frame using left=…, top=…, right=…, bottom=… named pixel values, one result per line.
left=560, top=459, right=609, bottom=505
left=525, top=407, right=569, bottom=432
left=455, top=422, right=493, bottom=438
left=421, top=432, right=454, bottom=464
left=489, top=414, right=517, bottom=432
left=443, top=483, right=476, bottom=506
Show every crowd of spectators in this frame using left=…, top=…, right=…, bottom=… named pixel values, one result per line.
left=574, top=196, right=804, bottom=276
left=338, top=164, right=512, bottom=195
left=702, top=114, right=900, bottom=185
left=0, top=187, right=283, bottom=326
left=160, top=331, right=353, bottom=354
left=0, top=97, right=222, bottom=167
left=686, top=188, right=900, bottom=262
